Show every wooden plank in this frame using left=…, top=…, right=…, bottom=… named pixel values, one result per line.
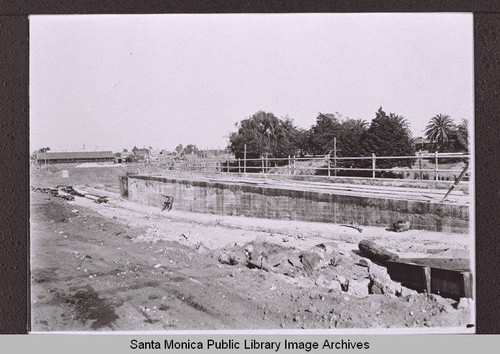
left=431, top=268, right=464, bottom=299
left=422, top=266, right=431, bottom=294
left=398, top=257, right=471, bottom=272
left=462, top=272, right=473, bottom=298
left=386, top=261, right=427, bottom=292
left=209, top=176, right=466, bottom=198
left=57, top=190, right=75, bottom=201
left=358, top=240, right=399, bottom=262
left=441, top=162, right=469, bottom=202
left=387, top=261, right=473, bottom=299
left=273, top=180, right=466, bottom=197
left=268, top=181, right=466, bottom=201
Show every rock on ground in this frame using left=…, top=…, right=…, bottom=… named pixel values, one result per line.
left=368, top=263, right=402, bottom=296
left=347, top=278, right=370, bottom=297
left=315, top=274, right=342, bottom=292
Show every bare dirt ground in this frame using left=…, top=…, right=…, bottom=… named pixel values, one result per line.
left=30, top=164, right=473, bottom=332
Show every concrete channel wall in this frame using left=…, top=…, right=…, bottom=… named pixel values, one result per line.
left=124, top=175, right=469, bottom=234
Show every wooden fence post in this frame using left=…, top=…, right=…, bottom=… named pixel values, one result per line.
left=435, top=151, right=439, bottom=181
left=243, top=144, right=247, bottom=174
left=261, top=155, right=265, bottom=174
left=418, top=153, right=423, bottom=180
left=327, top=154, right=331, bottom=177
left=372, top=153, right=376, bottom=179
left=238, top=158, right=241, bottom=173
left=333, top=137, right=337, bottom=177
left=288, top=155, right=291, bottom=175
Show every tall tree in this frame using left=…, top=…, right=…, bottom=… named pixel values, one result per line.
left=457, top=118, right=469, bottom=152
left=292, top=127, right=310, bottom=156
left=228, top=111, right=301, bottom=159
left=183, top=144, right=199, bottom=155
left=337, top=118, right=368, bottom=157
left=424, top=114, right=456, bottom=152
left=307, top=113, right=341, bottom=155
left=360, top=107, right=415, bottom=168
left=175, top=144, right=184, bottom=155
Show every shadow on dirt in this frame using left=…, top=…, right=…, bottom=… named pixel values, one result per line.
left=66, top=284, right=119, bottom=330
left=32, top=268, right=60, bottom=283
left=169, top=288, right=213, bottom=315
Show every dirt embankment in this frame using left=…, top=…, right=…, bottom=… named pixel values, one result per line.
left=30, top=191, right=472, bottom=332
left=30, top=164, right=473, bottom=331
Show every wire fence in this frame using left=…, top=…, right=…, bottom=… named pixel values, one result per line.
left=158, top=152, right=470, bottom=181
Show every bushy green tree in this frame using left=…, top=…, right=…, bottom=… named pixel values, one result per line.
left=228, top=111, right=301, bottom=159
left=292, top=127, right=310, bottom=156
left=457, top=118, right=469, bottom=152
left=175, top=144, right=184, bottom=155
left=337, top=118, right=368, bottom=157
left=183, top=144, right=199, bottom=155
left=360, top=107, right=415, bottom=168
left=307, top=113, right=341, bottom=155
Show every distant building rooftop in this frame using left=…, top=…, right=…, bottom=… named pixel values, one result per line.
left=413, top=137, right=432, bottom=145
left=133, top=149, right=150, bottom=155
left=36, top=151, right=114, bottom=161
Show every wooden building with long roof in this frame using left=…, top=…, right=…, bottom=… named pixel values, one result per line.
left=35, top=151, right=114, bottom=165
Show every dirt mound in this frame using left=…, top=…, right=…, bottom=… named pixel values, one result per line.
left=217, top=240, right=406, bottom=299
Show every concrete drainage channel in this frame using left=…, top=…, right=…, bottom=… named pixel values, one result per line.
left=50, top=177, right=472, bottom=301
left=119, top=174, right=472, bottom=300
left=122, top=174, right=470, bottom=233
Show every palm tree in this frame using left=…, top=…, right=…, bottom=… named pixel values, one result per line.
left=390, top=114, right=412, bottom=137
left=424, top=114, right=456, bottom=151
left=458, top=118, right=468, bottom=133
left=354, top=118, right=369, bottom=129
left=457, top=118, right=469, bottom=151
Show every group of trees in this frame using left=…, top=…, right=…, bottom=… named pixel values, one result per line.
left=228, top=109, right=469, bottom=164
left=168, top=144, right=230, bottom=158
left=174, top=144, right=200, bottom=156
left=228, top=108, right=417, bottom=169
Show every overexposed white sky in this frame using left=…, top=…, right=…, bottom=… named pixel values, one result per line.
left=30, top=13, right=473, bottom=152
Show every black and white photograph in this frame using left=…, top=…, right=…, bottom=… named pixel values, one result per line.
left=29, top=13, right=474, bottom=333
